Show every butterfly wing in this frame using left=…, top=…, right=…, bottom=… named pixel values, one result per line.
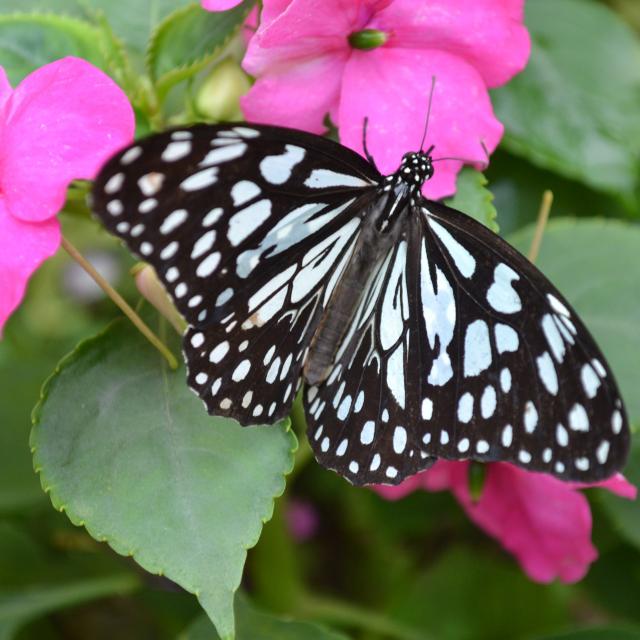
left=92, top=123, right=381, bottom=423
left=305, top=198, right=630, bottom=485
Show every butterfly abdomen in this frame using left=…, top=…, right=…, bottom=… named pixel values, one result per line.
left=305, top=197, right=405, bottom=385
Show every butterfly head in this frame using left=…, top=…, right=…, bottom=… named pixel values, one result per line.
left=397, top=146, right=435, bottom=191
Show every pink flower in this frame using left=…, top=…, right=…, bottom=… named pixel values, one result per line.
left=375, top=461, right=636, bottom=583
left=201, top=0, right=243, bottom=9
left=0, top=57, right=135, bottom=333
left=286, top=498, right=320, bottom=541
left=241, top=0, right=530, bottom=198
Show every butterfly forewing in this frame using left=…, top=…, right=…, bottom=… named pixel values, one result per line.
left=92, top=124, right=380, bottom=422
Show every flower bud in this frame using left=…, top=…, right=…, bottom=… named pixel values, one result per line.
left=195, top=57, right=251, bottom=121
left=133, top=264, right=186, bottom=334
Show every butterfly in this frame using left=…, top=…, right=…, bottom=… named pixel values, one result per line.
left=91, top=122, right=630, bottom=486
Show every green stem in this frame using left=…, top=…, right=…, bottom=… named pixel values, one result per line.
left=528, top=190, right=553, bottom=263
left=298, top=592, right=430, bottom=640
left=288, top=395, right=313, bottom=480
left=61, top=236, right=178, bottom=370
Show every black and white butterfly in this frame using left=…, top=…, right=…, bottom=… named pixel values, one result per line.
left=91, top=122, right=630, bottom=486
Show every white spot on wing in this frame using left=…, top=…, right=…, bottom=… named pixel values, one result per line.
left=260, top=145, right=305, bottom=185
left=487, top=263, right=521, bottom=313
left=463, top=319, right=491, bottom=377
left=494, top=323, right=519, bottom=354
left=231, top=180, right=261, bottom=206
left=536, top=351, right=559, bottom=395
left=569, top=403, right=589, bottom=431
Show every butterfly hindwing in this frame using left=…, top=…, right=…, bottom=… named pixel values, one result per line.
left=92, top=123, right=380, bottom=422
left=306, top=197, right=629, bottom=485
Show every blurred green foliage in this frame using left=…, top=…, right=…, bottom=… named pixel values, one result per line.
left=0, top=0, right=639, bottom=639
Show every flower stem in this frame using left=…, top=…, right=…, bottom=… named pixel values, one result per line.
left=528, top=190, right=554, bottom=263
left=61, top=236, right=178, bottom=370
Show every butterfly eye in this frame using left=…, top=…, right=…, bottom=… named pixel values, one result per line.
left=92, top=122, right=629, bottom=486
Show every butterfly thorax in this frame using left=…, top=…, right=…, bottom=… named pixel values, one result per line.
left=378, top=149, right=434, bottom=232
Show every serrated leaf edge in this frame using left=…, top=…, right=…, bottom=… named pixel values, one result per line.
left=146, top=0, right=255, bottom=101
left=30, top=315, right=298, bottom=639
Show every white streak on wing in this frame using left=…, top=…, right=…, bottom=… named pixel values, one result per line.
left=304, top=169, right=370, bottom=189
left=200, top=143, right=247, bottom=166
left=260, top=145, right=305, bottom=185
left=291, top=219, right=360, bottom=303
left=228, top=199, right=272, bottom=246
left=386, top=343, right=405, bottom=409
left=191, top=230, right=216, bottom=259
left=429, top=218, right=476, bottom=278
left=542, top=313, right=566, bottom=362
left=180, top=167, right=219, bottom=191
left=248, top=265, right=296, bottom=312
left=255, top=287, right=288, bottom=325
left=421, top=239, right=455, bottom=386
left=202, top=207, right=223, bottom=227
left=379, top=241, right=408, bottom=351
left=548, top=293, right=570, bottom=317
left=235, top=199, right=355, bottom=278
left=233, top=126, right=260, bottom=138
left=581, top=362, right=601, bottom=399
left=160, top=209, right=188, bottom=235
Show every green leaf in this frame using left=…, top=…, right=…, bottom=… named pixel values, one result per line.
left=183, top=595, right=350, bottom=640
left=0, top=573, right=138, bottom=640
left=31, top=315, right=297, bottom=640
left=535, top=630, right=640, bottom=640
left=388, top=546, right=570, bottom=639
left=493, top=0, right=640, bottom=206
left=487, top=150, right=630, bottom=238
left=444, top=168, right=499, bottom=232
left=0, top=1, right=194, bottom=60
left=508, top=218, right=640, bottom=424
left=0, top=13, right=106, bottom=84
left=147, top=0, right=255, bottom=100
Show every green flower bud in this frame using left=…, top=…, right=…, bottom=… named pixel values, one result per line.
left=195, top=57, right=251, bottom=121
left=348, top=29, right=388, bottom=51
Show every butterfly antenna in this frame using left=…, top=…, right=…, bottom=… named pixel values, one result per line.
left=362, top=117, right=379, bottom=171
left=419, top=76, right=437, bottom=152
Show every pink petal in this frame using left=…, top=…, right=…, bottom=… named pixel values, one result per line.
left=571, top=472, right=638, bottom=500
left=242, top=52, right=347, bottom=133
left=1, top=57, right=134, bottom=223
left=244, top=0, right=390, bottom=76
left=243, top=0, right=356, bottom=76
left=339, top=47, right=503, bottom=199
left=374, top=460, right=636, bottom=584
left=201, top=0, right=243, bottom=10
left=260, top=0, right=295, bottom=26
left=454, top=463, right=599, bottom=583
left=0, top=199, right=60, bottom=333
left=372, top=0, right=530, bottom=87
